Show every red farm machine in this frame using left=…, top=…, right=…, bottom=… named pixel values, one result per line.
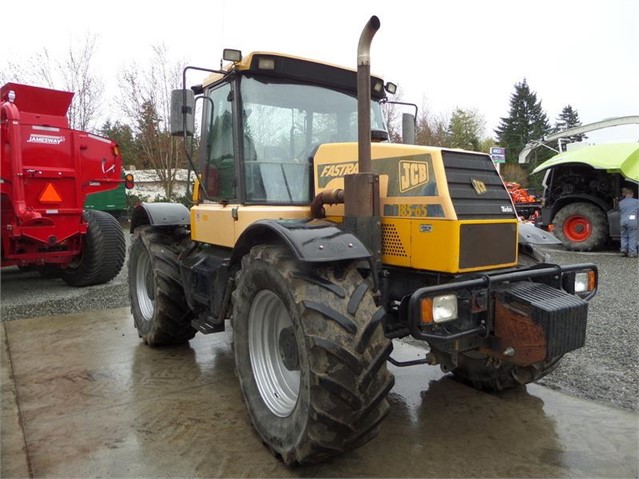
left=1, top=82, right=133, bottom=286
left=505, top=181, right=541, bottom=223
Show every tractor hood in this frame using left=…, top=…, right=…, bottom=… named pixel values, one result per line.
left=531, top=143, right=639, bottom=182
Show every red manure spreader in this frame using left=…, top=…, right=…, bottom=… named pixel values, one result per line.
left=1, top=82, right=132, bottom=286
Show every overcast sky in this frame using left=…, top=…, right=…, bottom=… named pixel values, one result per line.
left=2, top=0, right=638, bottom=145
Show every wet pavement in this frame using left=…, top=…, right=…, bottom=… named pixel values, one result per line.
left=2, top=307, right=638, bottom=478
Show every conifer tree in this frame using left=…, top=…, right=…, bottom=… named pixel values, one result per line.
left=554, top=105, right=586, bottom=145
left=494, top=79, right=551, bottom=163
left=445, top=108, right=485, bottom=151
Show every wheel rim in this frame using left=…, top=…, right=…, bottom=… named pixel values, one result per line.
left=248, top=290, right=300, bottom=417
left=563, top=215, right=592, bottom=242
left=135, top=250, right=155, bottom=321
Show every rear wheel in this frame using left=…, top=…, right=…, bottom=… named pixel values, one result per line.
left=232, top=244, right=394, bottom=465
left=128, top=226, right=196, bottom=346
left=553, top=202, right=608, bottom=251
left=60, top=210, right=126, bottom=286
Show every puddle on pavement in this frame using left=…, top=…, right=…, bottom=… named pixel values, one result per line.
left=2, top=309, right=637, bottom=478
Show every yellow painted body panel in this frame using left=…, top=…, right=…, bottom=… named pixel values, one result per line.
left=191, top=203, right=310, bottom=247
left=381, top=218, right=519, bottom=273
left=315, top=143, right=458, bottom=220
left=190, top=141, right=517, bottom=274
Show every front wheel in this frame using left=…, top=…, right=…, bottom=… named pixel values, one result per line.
left=450, top=352, right=563, bottom=391
left=128, top=226, right=196, bottom=346
left=232, top=245, right=394, bottom=465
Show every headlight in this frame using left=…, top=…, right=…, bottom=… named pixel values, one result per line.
left=421, top=294, right=458, bottom=324
left=574, top=271, right=596, bottom=293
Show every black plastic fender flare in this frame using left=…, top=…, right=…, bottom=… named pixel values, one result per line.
left=518, top=222, right=561, bottom=246
left=130, top=202, right=190, bottom=233
left=230, top=219, right=371, bottom=268
left=517, top=222, right=562, bottom=261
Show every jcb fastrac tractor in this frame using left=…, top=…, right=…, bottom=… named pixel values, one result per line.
left=129, top=17, right=598, bottom=465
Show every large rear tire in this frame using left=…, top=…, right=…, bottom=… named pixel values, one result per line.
left=128, top=226, right=196, bottom=346
left=60, top=210, right=126, bottom=286
left=232, top=245, right=394, bottom=465
left=553, top=202, right=608, bottom=251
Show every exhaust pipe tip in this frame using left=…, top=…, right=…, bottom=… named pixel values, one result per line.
left=357, top=15, right=380, bottom=174
left=358, top=16, right=381, bottom=66
left=369, top=15, right=380, bottom=30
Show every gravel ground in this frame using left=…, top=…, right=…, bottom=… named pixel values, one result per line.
left=1, top=226, right=132, bottom=321
left=1, top=228, right=637, bottom=411
left=533, top=245, right=639, bottom=412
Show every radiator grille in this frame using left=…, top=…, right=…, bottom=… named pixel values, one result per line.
left=382, top=224, right=407, bottom=257
left=442, top=150, right=516, bottom=220
left=459, top=223, right=517, bottom=268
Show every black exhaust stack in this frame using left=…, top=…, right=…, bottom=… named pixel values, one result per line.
left=356, top=15, right=380, bottom=173
left=344, top=16, right=382, bottom=264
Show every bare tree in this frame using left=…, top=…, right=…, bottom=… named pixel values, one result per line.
left=118, top=44, right=188, bottom=200
left=415, top=97, right=449, bottom=147
left=1, top=34, right=104, bottom=131
left=60, top=37, right=104, bottom=131
left=382, top=88, right=404, bottom=143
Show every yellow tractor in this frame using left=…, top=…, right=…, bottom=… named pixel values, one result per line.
left=128, top=17, right=597, bottom=465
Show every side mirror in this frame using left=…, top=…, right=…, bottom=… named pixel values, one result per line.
left=402, top=112, right=416, bottom=145
left=170, top=89, right=195, bottom=137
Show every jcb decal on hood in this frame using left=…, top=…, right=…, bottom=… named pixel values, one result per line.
left=317, top=154, right=438, bottom=197
left=399, top=160, right=429, bottom=193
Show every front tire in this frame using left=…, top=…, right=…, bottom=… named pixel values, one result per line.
left=128, top=226, right=196, bottom=346
left=232, top=245, right=394, bottom=465
left=448, top=250, right=564, bottom=391
left=553, top=202, right=608, bottom=251
left=451, top=353, right=562, bottom=391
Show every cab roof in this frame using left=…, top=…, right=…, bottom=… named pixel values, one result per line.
left=202, top=51, right=387, bottom=100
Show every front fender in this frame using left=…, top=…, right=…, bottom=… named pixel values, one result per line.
left=130, top=202, right=190, bottom=233
left=230, top=219, right=371, bottom=267
left=518, top=222, right=561, bottom=246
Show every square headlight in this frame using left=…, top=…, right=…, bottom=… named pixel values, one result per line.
left=421, top=294, right=458, bottom=324
left=433, top=294, right=458, bottom=323
left=574, top=272, right=590, bottom=293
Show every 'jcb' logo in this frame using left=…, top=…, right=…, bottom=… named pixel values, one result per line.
left=470, top=178, right=487, bottom=195
left=399, top=161, right=429, bottom=193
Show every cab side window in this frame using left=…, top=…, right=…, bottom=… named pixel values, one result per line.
left=203, top=83, right=235, bottom=200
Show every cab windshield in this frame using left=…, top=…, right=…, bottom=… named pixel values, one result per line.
left=201, top=76, right=387, bottom=204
